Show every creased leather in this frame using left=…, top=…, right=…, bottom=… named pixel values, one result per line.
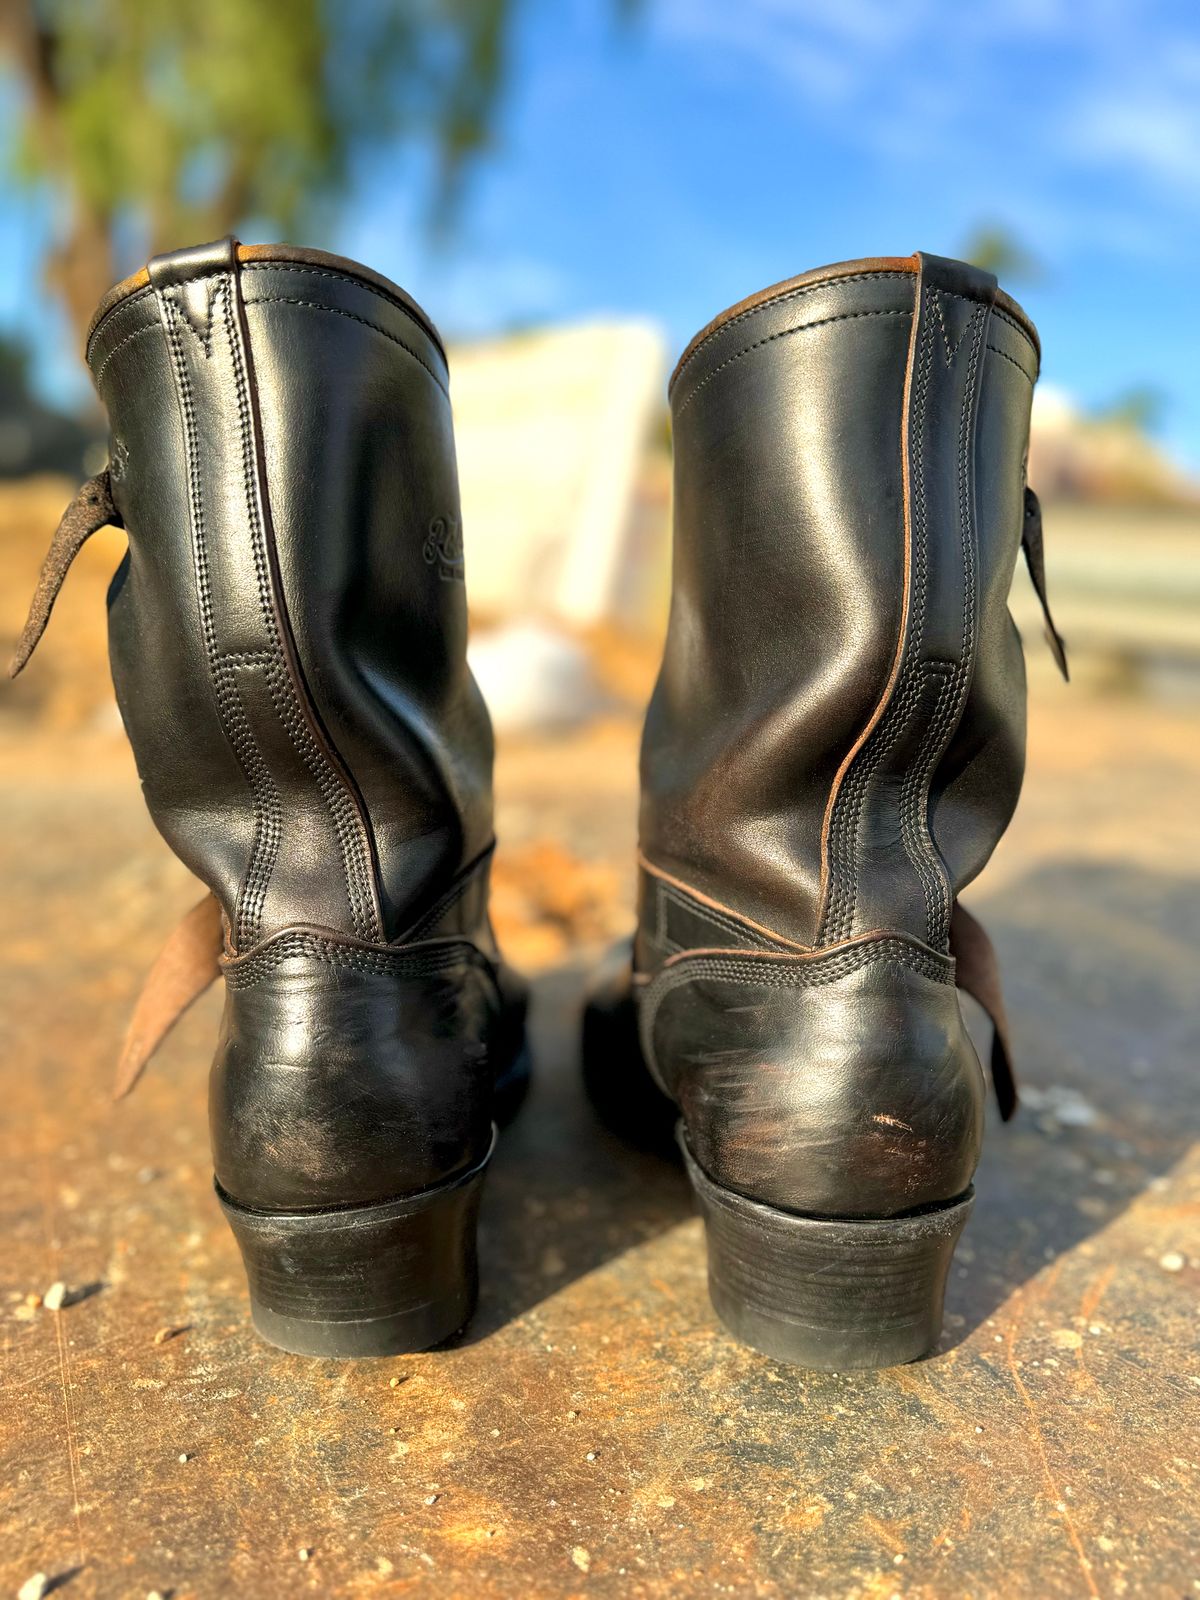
left=45, top=238, right=525, bottom=1217
left=87, top=237, right=493, bottom=943
left=621, top=252, right=1045, bottom=1221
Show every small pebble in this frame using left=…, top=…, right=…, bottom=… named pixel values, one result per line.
left=178, top=1452, right=191, bottom=1463
left=586, top=1451, right=598, bottom=1461
left=18, top=1575, right=49, bottom=1600
left=572, top=1547, right=591, bottom=1573
left=1159, top=1251, right=1186, bottom=1273
left=424, top=1494, right=440, bottom=1506
left=43, top=1282, right=69, bottom=1312
left=147, top=1590, right=167, bottom=1600
left=297, top=1547, right=313, bottom=1561
left=154, top=1325, right=188, bottom=1345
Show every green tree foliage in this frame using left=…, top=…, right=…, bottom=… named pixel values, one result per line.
left=961, top=223, right=1043, bottom=283
left=1093, top=385, right=1167, bottom=436
left=0, top=0, right=553, bottom=340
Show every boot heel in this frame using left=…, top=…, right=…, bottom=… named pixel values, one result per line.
left=217, top=1131, right=495, bottom=1358
left=680, top=1131, right=971, bottom=1371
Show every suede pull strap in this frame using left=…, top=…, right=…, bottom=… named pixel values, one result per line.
left=9, top=470, right=123, bottom=678
left=1022, top=487, right=1069, bottom=681
left=112, top=893, right=224, bottom=1100
left=950, top=900, right=1018, bottom=1121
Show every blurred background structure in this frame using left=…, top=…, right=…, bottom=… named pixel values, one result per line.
left=2, top=0, right=1199, bottom=714
left=1, top=4, right=1199, bottom=1597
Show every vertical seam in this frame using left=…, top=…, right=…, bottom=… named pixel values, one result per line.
left=927, top=300, right=987, bottom=945
left=224, top=267, right=384, bottom=941
left=818, top=292, right=935, bottom=944
left=214, top=659, right=284, bottom=945
left=159, top=285, right=278, bottom=950
left=812, top=276, right=925, bottom=947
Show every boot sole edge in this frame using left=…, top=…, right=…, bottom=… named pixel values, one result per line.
left=218, top=1129, right=496, bottom=1359
left=680, top=1127, right=972, bottom=1371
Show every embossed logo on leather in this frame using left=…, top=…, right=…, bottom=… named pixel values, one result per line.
left=423, top=515, right=465, bottom=582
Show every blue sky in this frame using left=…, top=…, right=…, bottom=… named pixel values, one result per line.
left=3, top=0, right=1199, bottom=465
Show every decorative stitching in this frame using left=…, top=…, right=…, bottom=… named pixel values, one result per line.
left=929, top=301, right=988, bottom=944
left=222, top=276, right=381, bottom=943
left=240, top=293, right=448, bottom=398
left=160, top=282, right=277, bottom=950
left=652, top=939, right=954, bottom=992
left=221, top=284, right=280, bottom=633
left=173, top=284, right=218, bottom=357
left=87, top=285, right=157, bottom=364
left=159, top=270, right=381, bottom=948
left=401, top=846, right=493, bottom=940
left=640, top=938, right=955, bottom=1079
left=659, top=880, right=790, bottom=951
left=931, top=291, right=973, bottom=364
left=91, top=320, right=160, bottom=390
left=216, top=658, right=285, bottom=946
left=817, top=286, right=988, bottom=948
left=672, top=270, right=906, bottom=389
left=223, top=932, right=479, bottom=988
left=991, top=303, right=1039, bottom=366
left=256, top=659, right=379, bottom=939
left=985, top=342, right=1035, bottom=384
left=239, top=262, right=444, bottom=355
left=673, top=308, right=911, bottom=418
left=898, top=663, right=956, bottom=938
left=820, top=319, right=934, bottom=943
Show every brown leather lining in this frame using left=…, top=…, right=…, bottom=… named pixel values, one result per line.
left=86, top=242, right=446, bottom=363
left=670, top=253, right=1038, bottom=391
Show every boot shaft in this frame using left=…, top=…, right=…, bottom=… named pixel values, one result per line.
left=87, top=238, right=493, bottom=948
left=641, top=252, right=1038, bottom=953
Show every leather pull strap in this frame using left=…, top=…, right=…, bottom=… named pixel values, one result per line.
left=1022, top=486, right=1069, bottom=681
left=9, top=471, right=123, bottom=678
left=950, top=900, right=1018, bottom=1120
left=112, top=892, right=224, bottom=1100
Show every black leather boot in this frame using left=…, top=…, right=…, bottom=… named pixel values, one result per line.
left=585, top=252, right=1066, bottom=1370
left=13, top=238, right=529, bottom=1356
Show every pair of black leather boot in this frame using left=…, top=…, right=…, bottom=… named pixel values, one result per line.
left=14, top=240, right=1063, bottom=1369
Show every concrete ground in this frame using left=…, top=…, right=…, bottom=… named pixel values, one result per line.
left=1, top=660, right=1198, bottom=1599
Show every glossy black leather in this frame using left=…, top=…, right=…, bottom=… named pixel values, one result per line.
left=641, top=944, right=985, bottom=1215
left=621, top=253, right=1039, bottom=1217
left=87, top=239, right=522, bottom=1213
left=213, top=933, right=525, bottom=1209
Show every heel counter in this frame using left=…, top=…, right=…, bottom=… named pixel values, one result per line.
left=210, top=938, right=497, bottom=1210
left=642, top=941, right=985, bottom=1217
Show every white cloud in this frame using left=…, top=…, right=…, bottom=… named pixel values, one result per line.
left=653, top=0, right=1200, bottom=249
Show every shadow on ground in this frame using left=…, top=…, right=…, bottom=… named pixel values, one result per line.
left=468, top=860, right=1200, bottom=1352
